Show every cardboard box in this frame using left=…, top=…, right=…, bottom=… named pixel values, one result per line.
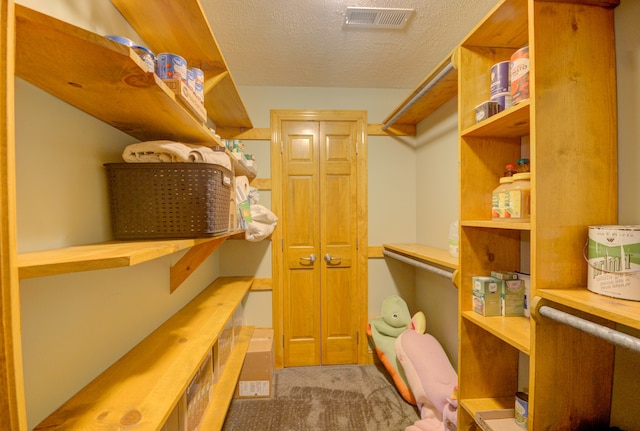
left=476, top=409, right=522, bottom=431
left=160, top=400, right=182, bottom=431
left=234, top=328, right=274, bottom=399
left=502, top=279, right=525, bottom=317
left=473, top=276, right=501, bottom=316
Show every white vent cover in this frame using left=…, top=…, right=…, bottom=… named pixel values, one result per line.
left=344, top=7, right=414, bottom=29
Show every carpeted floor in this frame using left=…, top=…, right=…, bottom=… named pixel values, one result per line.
left=222, top=363, right=420, bottom=431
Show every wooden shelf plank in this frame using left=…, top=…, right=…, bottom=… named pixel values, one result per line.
left=110, top=0, right=253, bottom=130
left=17, top=231, right=244, bottom=279
left=14, top=5, right=221, bottom=144
left=461, top=220, right=531, bottom=231
left=382, top=47, right=458, bottom=127
left=461, top=0, right=528, bottom=48
left=199, top=326, right=254, bottom=431
left=33, top=277, right=253, bottom=431
left=461, top=397, right=514, bottom=418
left=537, top=288, right=640, bottom=331
left=462, top=311, right=530, bottom=354
left=383, top=243, right=458, bottom=270
left=461, top=100, right=530, bottom=138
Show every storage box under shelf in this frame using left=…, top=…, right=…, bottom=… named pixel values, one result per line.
left=105, top=163, right=232, bottom=239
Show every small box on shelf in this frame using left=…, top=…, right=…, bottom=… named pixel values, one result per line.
left=476, top=409, right=522, bottom=431
left=163, top=79, right=207, bottom=124
left=473, top=276, right=502, bottom=316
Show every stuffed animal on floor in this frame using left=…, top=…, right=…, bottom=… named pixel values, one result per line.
left=395, top=328, right=458, bottom=431
left=367, top=295, right=416, bottom=405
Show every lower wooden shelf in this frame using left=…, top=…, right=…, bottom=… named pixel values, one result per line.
left=461, top=311, right=530, bottom=354
left=33, top=276, right=253, bottom=430
left=461, top=397, right=514, bottom=419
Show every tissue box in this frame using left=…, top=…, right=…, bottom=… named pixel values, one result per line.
left=473, top=276, right=502, bottom=316
left=502, top=278, right=525, bottom=317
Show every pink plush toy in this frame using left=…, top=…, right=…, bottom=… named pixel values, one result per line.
left=395, top=327, right=458, bottom=431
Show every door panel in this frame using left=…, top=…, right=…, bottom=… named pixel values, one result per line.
left=320, top=121, right=358, bottom=364
left=282, top=120, right=321, bottom=366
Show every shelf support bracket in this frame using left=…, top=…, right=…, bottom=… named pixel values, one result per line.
left=170, top=237, right=227, bottom=293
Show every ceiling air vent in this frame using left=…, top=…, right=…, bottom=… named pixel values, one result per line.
left=344, top=7, right=414, bottom=29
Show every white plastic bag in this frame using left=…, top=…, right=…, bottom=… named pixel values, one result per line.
left=245, top=204, right=278, bottom=242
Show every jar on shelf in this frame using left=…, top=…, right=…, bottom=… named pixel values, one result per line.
left=492, top=176, right=514, bottom=220
left=504, top=163, right=518, bottom=177
left=517, top=158, right=530, bottom=173
left=508, top=173, right=531, bottom=220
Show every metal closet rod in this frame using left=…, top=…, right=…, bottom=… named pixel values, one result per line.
left=538, top=305, right=640, bottom=354
left=381, top=61, right=455, bottom=131
left=382, top=249, right=454, bottom=280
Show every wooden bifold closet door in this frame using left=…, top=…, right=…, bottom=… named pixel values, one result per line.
left=271, top=110, right=368, bottom=368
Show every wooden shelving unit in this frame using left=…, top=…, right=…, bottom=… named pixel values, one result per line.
left=33, top=277, right=254, bottom=431
left=6, top=2, right=261, bottom=429
left=109, top=0, right=253, bottom=134
left=457, top=0, right=619, bottom=429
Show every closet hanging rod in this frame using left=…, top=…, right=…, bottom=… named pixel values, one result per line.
left=382, top=61, right=455, bottom=131
left=538, top=305, right=640, bottom=354
left=382, top=249, right=454, bottom=280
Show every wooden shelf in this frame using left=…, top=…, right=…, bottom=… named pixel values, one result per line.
left=462, top=311, right=530, bottom=354
left=17, top=231, right=243, bottom=279
left=14, top=5, right=218, bottom=143
left=382, top=48, right=458, bottom=128
left=33, top=277, right=254, bottom=431
left=109, top=0, right=253, bottom=132
left=461, top=397, right=514, bottom=419
left=461, top=220, right=531, bottom=231
left=383, top=243, right=458, bottom=270
left=537, top=288, right=640, bottom=332
left=461, top=100, right=530, bottom=138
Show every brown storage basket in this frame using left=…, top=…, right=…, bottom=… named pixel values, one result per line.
left=105, top=163, right=232, bottom=239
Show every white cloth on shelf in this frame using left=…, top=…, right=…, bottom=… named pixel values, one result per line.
left=245, top=204, right=278, bottom=242
left=122, top=140, right=232, bottom=171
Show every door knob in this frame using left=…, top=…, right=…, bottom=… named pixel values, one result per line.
left=324, top=254, right=341, bottom=264
left=300, top=254, right=316, bottom=264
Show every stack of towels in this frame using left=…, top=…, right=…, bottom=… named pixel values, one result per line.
left=122, top=140, right=232, bottom=171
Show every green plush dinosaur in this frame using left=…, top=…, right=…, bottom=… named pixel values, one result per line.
left=367, top=295, right=415, bottom=404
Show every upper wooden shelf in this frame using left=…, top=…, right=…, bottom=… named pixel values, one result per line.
left=33, top=276, right=254, bottom=431
left=383, top=243, right=458, bottom=271
left=537, top=288, right=640, bottom=332
left=382, top=48, right=458, bottom=129
left=14, top=4, right=251, bottom=144
left=110, top=0, right=253, bottom=132
left=17, top=231, right=242, bottom=279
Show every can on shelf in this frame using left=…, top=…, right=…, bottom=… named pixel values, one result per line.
left=511, top=46, right=530, bottom=105
left=156, top=53, right=187, bottom=83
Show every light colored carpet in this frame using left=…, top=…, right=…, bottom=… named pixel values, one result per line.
left=222, top=364, right=420, bottom=431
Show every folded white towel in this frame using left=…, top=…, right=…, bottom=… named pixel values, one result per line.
left=122, top=140, right=232, bottom=171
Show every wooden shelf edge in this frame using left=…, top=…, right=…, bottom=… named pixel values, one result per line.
left=460, top=220, right=531, bottom=231
left=18, top=231, right=245, bottom=280
left=461, top=311, right=530, bottom=354
left=33, top=277, right=253, bottom=430
left=382, top=47, right=459, bottom=127
left=198, top=326, right=254, bottom=431
left=461, top=397, right=514, bottom=418
left=382, top=243, right=458, bottom=270
left=536, top=288, right=640, bottom=331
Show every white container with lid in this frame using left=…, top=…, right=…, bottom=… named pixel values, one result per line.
left=508, top=172, right=531, bottom=220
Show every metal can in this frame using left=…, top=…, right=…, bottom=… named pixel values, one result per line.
left=156, top=53, right=187, bottom=82
left=515, top=392, right=528, bottom=428
left=511, top=46, right=530, bottom=105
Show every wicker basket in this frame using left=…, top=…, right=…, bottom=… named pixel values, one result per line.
left=105, top=163, right=232, bottom=239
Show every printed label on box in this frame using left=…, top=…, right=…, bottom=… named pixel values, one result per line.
left=239, top=380, right=270, bottom=397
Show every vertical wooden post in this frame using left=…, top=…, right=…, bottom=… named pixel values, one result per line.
left=0, top=0, right=27, bottom=428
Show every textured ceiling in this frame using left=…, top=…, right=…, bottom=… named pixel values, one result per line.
left=201, top=0, right=499, bottom=89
